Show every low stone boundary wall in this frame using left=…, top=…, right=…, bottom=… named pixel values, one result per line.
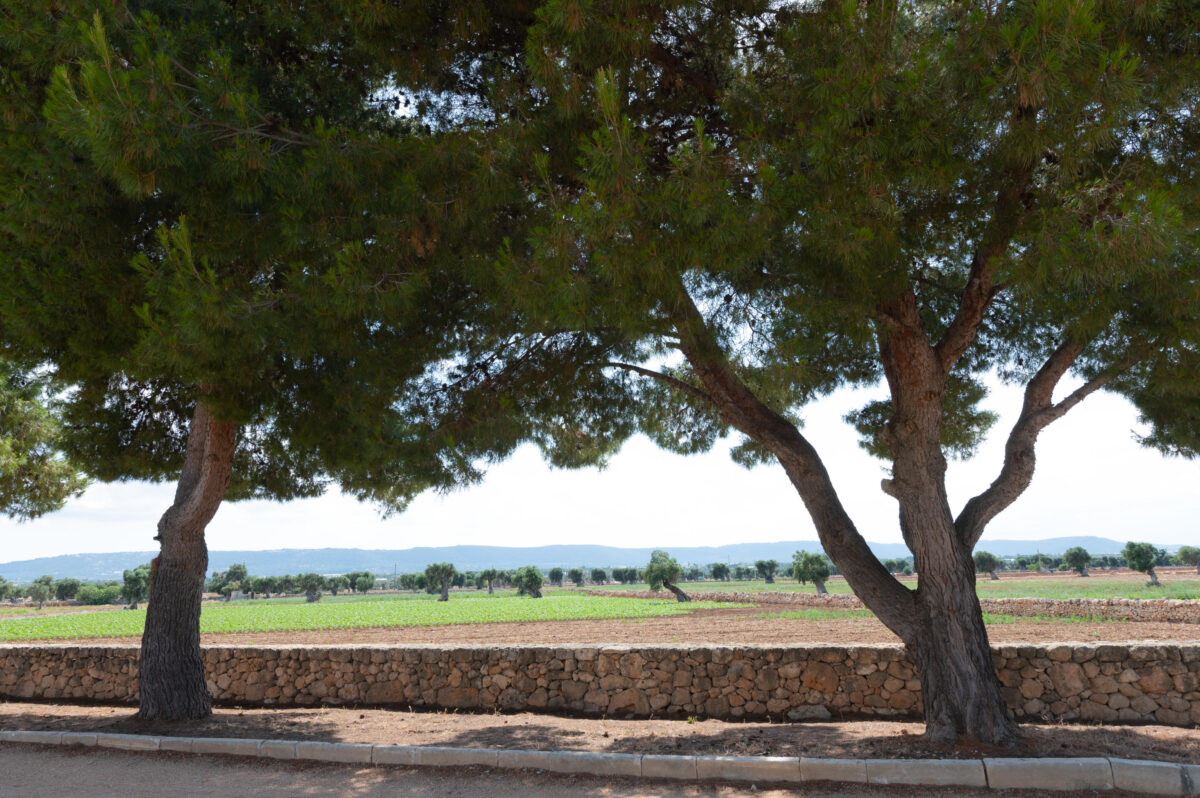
left=578, top=590, right=1200, bottom=624
left=2, top=643, right=1197, bottom=727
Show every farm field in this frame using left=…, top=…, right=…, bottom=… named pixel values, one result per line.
left=0, top=593, right=744, bottom=642
left=582, top=568, right=1200, bottom=601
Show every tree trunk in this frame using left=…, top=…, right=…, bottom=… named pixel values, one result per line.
left=988, top=571, right=999, bottom=581
left=814, top=579, right=827, bottom=595
left=138, top=400, right=237, bottom=722
left=439, top=578, right=450, bottom=601
left=305, top=589, right=320, bottom=603
left=1079, top=567, right=1089, bottom=577
left=663, top=581, right=691, bottom=602
left=1148, top=568, right=1160, bottom=586
left=764, top=575, right=774, bottom=584
left=487, top=580, right=494, bottom=595
left=903, top=525, right=1018, bottom=746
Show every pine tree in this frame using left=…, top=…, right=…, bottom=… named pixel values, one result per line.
left=0, top=1, right=529, bottom=720
left=400, top=0, right=1200, bottom=744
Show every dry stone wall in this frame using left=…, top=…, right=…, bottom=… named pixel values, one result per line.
left=2, top=643, right=1197, bottom=727
left=581, top=589, right=1200, bottom=624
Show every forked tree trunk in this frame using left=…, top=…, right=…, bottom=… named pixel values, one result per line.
left=138, top=401, right=237, bottom=721
left=663, top=581, right=691, bottom=602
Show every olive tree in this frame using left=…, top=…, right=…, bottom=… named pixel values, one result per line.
left=644, top=550, right=690, bottom=603
left=26, top=581, right=51, bottom=609
left=1061, top=547, right=1092, bottom=577
left=297, top=573, right=326, bottom=603
left=1177, top=546, right=1200, bottom=575
left=513, top=566, right=544, bottom=598
left=755, top=560, right=779, bottom=584
left=567, top=568, right=585, bottom=588
left=425, top=563, right=457, bottom=602
left=972, top=552, right=1002, bottom=581
left=1123, top=542, right=1161, bottom=587
left=792, top=552, right=831, bottom=596
left=710, top=563, right=730, bottom=582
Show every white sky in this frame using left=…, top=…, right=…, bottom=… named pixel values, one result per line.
left=1, top=380, right=1197, bottom=562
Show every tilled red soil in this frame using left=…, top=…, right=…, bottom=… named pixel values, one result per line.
left=31, top=606, right=1196, bottom=647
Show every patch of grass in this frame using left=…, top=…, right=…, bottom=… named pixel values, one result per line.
left=976, top=580, right=1200, bottom=601
left=0, top=594, right=748, bottom=642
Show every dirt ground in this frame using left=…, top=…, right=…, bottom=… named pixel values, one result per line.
left=29, top=605, right=1196, bottom=647
left=3, top=700, right=1198, bottom=765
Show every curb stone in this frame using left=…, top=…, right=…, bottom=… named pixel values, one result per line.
left=984, top=757, right=1115, bottom=791
left=0, top=730, right=1195, bottom=793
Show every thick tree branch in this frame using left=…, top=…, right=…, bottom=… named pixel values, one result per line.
left=955, top=342, right=1140, bottom=549
left=933, top=177, right=1029, bottom=374
left=595, top=361, right=713, bottom=404
left=661, top=280, right=919, bottom=636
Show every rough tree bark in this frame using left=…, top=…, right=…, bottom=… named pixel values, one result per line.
left=439, top=578, right=450, bottom=601
left=663, top=580, right=691, bottom=602
left=138, top=400, right=237, bottom=721
left=813, top=579, right=828, bottom=595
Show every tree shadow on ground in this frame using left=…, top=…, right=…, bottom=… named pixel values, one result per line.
left=0, top=704, right=343, bottom=742
left=436, top=718, right=1200, bottom=763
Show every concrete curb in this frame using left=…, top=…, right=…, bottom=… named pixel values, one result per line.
left=0, top=729, right=1195, bottom=794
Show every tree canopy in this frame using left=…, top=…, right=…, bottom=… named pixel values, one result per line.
left=1061, top=547, right=1092, bottom=577
left=0, top=365, right=87, bottom=520
left=792, top=551, right=831, bottom=594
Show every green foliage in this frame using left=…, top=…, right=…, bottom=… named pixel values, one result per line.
left=710, top=563, right=730, bottom=581
left=567, top=568, right=585, bottom=587
left=76, top=583, right=121, bottom=605
left=0, top=365, right=88, bottom=520
left=25, top=581, right=51, bottom=608
left=353, top=575, right=375, bottom=594
left=1123, top=542, right=1157, bottom=576
left=792, top=552, right=831, bottom=586
left=589, top=568, right=607, bottom=585
left=424, top=563, right=457, bottom=598
left=121, top=564, right=151, bottom=606
left=754, top=559, right=779, bottom=583
left=328, top=576, right=351, bottom=596
left=547, top=567, right=564, bottom=586
left=973, top=551, right=1001, bottom=576
left=512, top=566, right=544, bottom=598
left=643, top=550, right=683, bottom=591
left=296, top=573, right=326, bottom=602
left=54, top=578, right=81, bottom=601
left=1061, top=547, right=1092, bottom=575
left=846, top=376, right=999, bottom=462
left=1178, top=546, right=1200, bottom=569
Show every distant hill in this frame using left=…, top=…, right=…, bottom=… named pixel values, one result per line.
left=0, top=536, right=1150, bottom=582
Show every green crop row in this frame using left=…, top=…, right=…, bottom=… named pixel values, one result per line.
left=0, top=594, right=746, bottom=641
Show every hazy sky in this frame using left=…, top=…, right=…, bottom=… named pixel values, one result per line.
left=1, top=379, right=1197, bottom=563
